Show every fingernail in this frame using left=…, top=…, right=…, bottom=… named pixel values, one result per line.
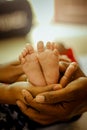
left=35, top=95, right=45, bottom=103
left=22, top=89, right=26, bottom=95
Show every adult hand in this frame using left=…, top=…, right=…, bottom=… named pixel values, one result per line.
left=57, top=61, right=85, bottom=88
left=16, top=84, right=62, bottom=125
left=17, top=77, right=87, bottom=125
left=35, top=77, right=87, bottom=116
left=16, top=61, right=86, bottom=125
left=35, top=61, right=86, bottom=104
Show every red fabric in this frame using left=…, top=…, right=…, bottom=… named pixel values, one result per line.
left=65, top=48, right=77, bottom=62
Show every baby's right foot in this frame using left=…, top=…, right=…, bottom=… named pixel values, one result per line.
left=37, top=41, right=59, bottom=85
left=19, top=44, right=46, bottom=86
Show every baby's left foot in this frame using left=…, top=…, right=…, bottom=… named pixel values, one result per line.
left=37, top=41, right=59, bottom=85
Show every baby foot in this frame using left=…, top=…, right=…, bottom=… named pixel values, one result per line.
left=37, top=41, right=59, bottom=85
left=19, top=44, right=46, bottom=86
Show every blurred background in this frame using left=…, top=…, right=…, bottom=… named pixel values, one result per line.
left=0, top=0, right=87, bottom=74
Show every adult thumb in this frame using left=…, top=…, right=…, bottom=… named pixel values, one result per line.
left=35, top=87, right=68, bottom=104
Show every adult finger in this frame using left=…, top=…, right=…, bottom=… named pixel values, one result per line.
left=59, top=55, right=71, bottom=62
left=35, top=88, right=68, bottom=104
left=59, top=61, right=70, bottom=73
left=23, top=84, right=61, bottom=100
left=60, top=62, right=78, bottom=87
left=21, top=84, right=61, bottom=105
left=16, top=100, right=57, bottom=125
left=59, top=61, right=85, bottom=87
left=35, top=77, right=87, bottom=104
left=22, top=89, right=33, bottom=104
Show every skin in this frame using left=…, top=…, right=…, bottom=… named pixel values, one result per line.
left=0, top=60, right=26, bottom=83
left=0, top=81, right=60, bottom=106
left=16, top=77, right=87, bottom=125
left=19, top=41, right=59, bottom=86
left=0, top=43, right=73, bottom=106
left=0, top=82, right=28, bottom=104
left=16, top=62, right=86, bottom=125
left=0, top=43, right=86, bottom=125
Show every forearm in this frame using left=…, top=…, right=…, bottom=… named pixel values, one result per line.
left=0, top=61, right=24, bottom=83
left=0, top=82, right=28, bottom=105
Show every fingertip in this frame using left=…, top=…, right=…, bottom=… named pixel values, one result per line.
left=22, top=89, right=28, bottom=95
left=35, top=95, right=45, bottom=103
left=70, top=62, right=78, bottom=70
left=22, top=89, right=33, bottom=102
left=16, top=100, right=27, bottom=113
left=53, top=84, right=62, bottom=90
left=16, top=100, right=22, bottom=107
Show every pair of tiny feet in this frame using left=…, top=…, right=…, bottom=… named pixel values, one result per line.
left=19, top=41, right=77, bottom=87
left=19, top=41, right=59, bottom=86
